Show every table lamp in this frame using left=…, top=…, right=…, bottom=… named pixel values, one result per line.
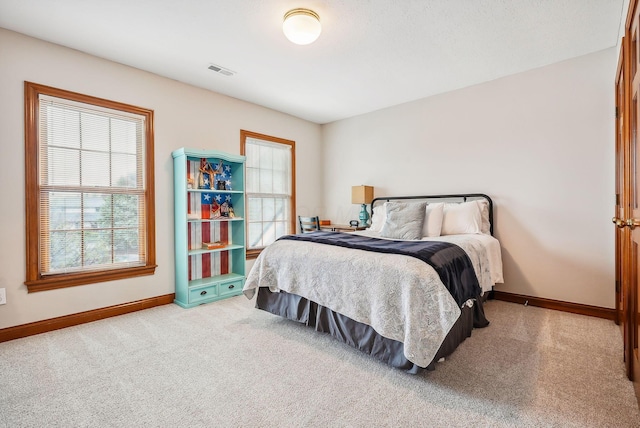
left=351, top=185, right=374, bottom=227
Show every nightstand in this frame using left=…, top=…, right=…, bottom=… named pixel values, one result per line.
left=320, top=224, right=368, bottom=232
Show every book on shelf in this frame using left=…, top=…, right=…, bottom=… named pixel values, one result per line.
left=202, top=241, right=227, bottom=250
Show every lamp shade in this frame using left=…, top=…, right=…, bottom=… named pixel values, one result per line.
left=283, top=8, right=322, bottom=45
left=351, top=185, right=374, bottom=205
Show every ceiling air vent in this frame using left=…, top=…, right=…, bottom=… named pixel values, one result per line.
left=208, top=64, right=235, bottom=77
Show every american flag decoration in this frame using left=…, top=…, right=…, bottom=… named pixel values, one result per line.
left=186, top=158, right=233, bottom=281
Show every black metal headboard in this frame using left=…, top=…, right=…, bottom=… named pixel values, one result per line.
left=370, top=193, right=494, bottom=236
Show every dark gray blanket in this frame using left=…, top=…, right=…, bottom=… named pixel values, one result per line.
left=280, top=231, right=481, bottom=307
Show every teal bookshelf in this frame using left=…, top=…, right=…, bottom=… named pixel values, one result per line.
left=172, top=148, right=246, bottom=308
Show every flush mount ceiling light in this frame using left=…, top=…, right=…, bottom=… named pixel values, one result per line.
left=282, top=8, right=321, bottom=45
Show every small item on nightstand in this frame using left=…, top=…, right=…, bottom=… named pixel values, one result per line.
left=349, top=220, right=359, bottom=227
left=319, top=220, right=331, bottom=226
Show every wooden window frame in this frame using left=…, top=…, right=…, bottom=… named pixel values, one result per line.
left=240, top=130, right=296, bottom=260
left=24, top=82, right=156, bottom=292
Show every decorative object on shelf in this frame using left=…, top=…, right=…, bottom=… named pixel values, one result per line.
left=352, top=185, right=374, bottom=227
left=211, top=200, right=221, bottom=218
left=283, top=8, right=321, bottom=45
left=228, top=203, right=235, bottom=218
left=221, top=201, right=230, bottom=217
left=202, top=241, right=226, bottom=250
left=198, top=158, right=214, bottom=189
left=213, top=161, right=225, bottom=190
left=187, top=177, right=194, bottom=189
left=199, top=159, right=225, bottom=189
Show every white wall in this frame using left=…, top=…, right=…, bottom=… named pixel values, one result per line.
left=0, top=26, right=619, bottom=330
left=322, top=48, right=617, bottom=308
left=0, top=28, right=323, bottom=329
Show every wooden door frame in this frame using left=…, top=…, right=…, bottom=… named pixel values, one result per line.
left=623, top=0, right=640, bottom=402
left=616, top=42, right=625, bottom=327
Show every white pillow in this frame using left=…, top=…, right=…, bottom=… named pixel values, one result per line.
left=422, top=202, right=444, bottom=237
left=475, top=199, right=491, bottom=235
left=441, top=201, right=482, bottom=235
left=368, top=203, right=387, bottom=232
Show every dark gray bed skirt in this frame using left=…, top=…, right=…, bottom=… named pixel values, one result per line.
left=255, top=288, right=489, bottom=374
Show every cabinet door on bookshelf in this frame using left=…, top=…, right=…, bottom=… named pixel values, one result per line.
left=172, top=148, right=246, bottom=308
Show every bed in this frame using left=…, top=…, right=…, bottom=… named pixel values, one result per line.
left=243, top=194, right=504, bottom=373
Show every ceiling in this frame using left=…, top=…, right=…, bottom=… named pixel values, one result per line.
left=0, top=0, right=625, bottom=124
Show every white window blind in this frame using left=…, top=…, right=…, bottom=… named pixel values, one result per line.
left=245, top=137, right=292, bottom=249
left=38, top=94, right=147, bottom=275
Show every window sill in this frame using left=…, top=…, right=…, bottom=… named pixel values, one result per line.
left=246, top=249, right=264, bottom=260
left=25, top=265, right=157, bottom=293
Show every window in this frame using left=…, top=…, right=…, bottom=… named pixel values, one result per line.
left=24, top=82, right=156, bottom=292
left=240, top=130, right=295, bottom=259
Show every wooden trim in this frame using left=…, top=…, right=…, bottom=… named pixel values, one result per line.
left=627, top=0, right=638, bottom=31
left=623, top=2, right=635, bottom=383
left=492, top=291, right=616, bottom=320
left=0, top=293, right=174, bottom=343
left=145, top=108, right=157, bottom=274
left=25, top=265, right=158, bottom=293
left=240, top=129, right=297, bottom=256
left=245, top=248, right=262, bottom=260
left=615, top=41, right=625, bottom=327
left=23, top=81, right=156, bottom=291
left=24, top=82, right=40, bottom=285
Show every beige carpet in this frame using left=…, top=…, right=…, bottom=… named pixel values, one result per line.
left=0, top=297, right=638, bottom=427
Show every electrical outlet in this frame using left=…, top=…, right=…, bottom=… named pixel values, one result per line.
left=0, top=288, right=6, bottom=305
